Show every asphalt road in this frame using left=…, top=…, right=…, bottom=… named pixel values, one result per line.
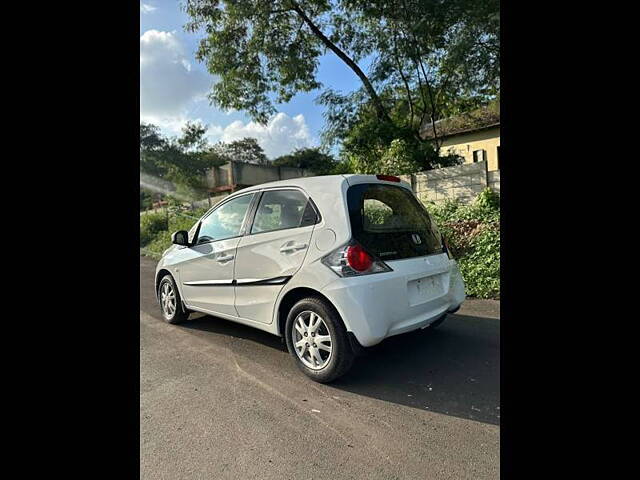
left=140, top=256, right=500, bottom=479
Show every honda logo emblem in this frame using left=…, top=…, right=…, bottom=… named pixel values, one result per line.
left=411, top=234, right=422, bottom=245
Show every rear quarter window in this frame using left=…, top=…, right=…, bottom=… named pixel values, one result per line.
left=251, top=189, right=318, bottom=234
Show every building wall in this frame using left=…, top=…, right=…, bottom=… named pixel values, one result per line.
left=400, top=160, right=499, bottom=205
left=206, top=161, right=315, bottom=190
left=487, top=170, right=500, bottom=194
left=439, top=126, right=500, bottom=171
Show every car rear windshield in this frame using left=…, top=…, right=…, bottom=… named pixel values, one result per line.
left=346, top=183, right=443, bottom=261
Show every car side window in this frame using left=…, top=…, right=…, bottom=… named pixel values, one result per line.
left=251, top=190, right=316, bottom=234
left=195, top=194, right=253, bottom=244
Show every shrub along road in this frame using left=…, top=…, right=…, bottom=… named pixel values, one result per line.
left=140, top=256, right=500, bottom=479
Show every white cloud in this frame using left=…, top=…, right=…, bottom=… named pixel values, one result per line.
left=140, top=30, right=210, bottom=128
left=140, top=2, right=156, bottom=14
left=220, top=113, right=315, bottom=158
left=207, top=124, right=224, bottom=139
left=139, top=30, right=315, bottom=156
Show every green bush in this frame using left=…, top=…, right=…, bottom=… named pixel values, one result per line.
left=140, top=208, right=206, bottom=257
left=426, top=188, right=500, bottom=299
left=140, top=212, right=167, bottom=247
left=169, top=211, right=201, bottom=236
left=140, top=189, right=154, bottom=211
left=143, top=230, right=173, bottom=258
left=365, top=205, right=393, bottom=225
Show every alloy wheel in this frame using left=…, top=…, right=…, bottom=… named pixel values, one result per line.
left=160, top=282, right=177, bottom=318
left=292, top=310, right=333, bottom=370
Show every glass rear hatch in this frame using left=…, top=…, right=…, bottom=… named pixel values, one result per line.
left=346, top=183, right=444, bottom=261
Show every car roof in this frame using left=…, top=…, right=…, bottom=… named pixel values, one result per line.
left=233, top=174, right=411, bottom=196
left=233, top=174, right=345, bottom=194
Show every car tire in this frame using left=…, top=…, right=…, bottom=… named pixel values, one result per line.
left=285, top=296, right=354, bottom=383
left=158, top=274, right=189, bottom=324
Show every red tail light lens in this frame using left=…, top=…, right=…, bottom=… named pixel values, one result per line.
left=346, top=244, right=373, bottom=272
left=376, top=174, right=400, bottom=182
left=321, top=242, right=393, bottom=277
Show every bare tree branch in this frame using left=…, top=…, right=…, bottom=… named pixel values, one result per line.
left=392, top=30, right=415, bottom=130
left=401, top=17, right=441, bottom=151
left=288, top=0, right=391, bottom=123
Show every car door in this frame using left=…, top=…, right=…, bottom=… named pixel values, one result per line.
left=234, top=188, right=319, bottom=324
left=178, top=192, right=255, bottom=316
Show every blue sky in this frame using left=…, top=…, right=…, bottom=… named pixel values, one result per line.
left=140, top=0, right=365, bottom=158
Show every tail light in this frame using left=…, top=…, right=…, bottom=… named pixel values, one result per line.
left=321, top=242, right=392, bottom=277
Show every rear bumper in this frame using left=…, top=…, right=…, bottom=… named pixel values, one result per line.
left=348, top=307, right=460, bottom=354
left=321, top=257, right=466, bottom=347
left=447, top=304, right=461, bottom=315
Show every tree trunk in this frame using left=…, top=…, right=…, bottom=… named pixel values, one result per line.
left=289, top=1, right=390, bottom=123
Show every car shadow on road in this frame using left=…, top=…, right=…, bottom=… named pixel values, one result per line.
left=179, top=313, right=289, bottom=352
left=330, top=314, right=500, bottom=425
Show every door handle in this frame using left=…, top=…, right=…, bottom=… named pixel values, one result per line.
left=279, top=243, right=307, bottom=254
left=216, top=254, right=234, bottom=263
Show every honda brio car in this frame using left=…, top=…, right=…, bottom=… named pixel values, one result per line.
left=156, top=174, right=465, bottom=382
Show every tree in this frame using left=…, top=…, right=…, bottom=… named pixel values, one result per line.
left=178, top=122, right=208, bottom=151
left=214, top=137, right=268, bottom=165
left=184, top=0, right=499, bottom=158
left=329, top=95, right=462, bottom=175
left=140, top=188, right=154, bottom=211
left=140, top=123, right=169, bottom=178
left=272, top=147, right=337, bottom=174
left=140, top=122, right=229, bottom=199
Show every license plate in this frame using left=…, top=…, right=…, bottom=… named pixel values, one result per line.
left=408, top=275, right=443, bottom=306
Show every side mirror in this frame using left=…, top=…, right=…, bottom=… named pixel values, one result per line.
left=171, top=230, right=190, bottom=246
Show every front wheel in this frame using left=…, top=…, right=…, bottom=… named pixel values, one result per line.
left=158, top=274, right=189, bottom=324
left=285, top=296, right=354, bottom=383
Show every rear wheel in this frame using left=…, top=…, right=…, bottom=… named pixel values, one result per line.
left=158, top=274, right=189, bottom=324
left=285, top=296, right=354, bottom=383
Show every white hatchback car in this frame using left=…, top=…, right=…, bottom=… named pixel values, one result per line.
left=156, top=174, right=465, bottom=382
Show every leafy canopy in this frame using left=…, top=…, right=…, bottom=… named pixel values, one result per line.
left=213, top=137, right=269, bottom=165
left=272, top=147, right=337, bottom=174
left=140, top=122, right=228, bottom=198
left=184, top=0, right=499, bottom=151
left=185, top=0, right=327, bottom=124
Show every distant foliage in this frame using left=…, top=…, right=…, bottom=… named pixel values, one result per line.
left=336, top=110, right=464, bottom=175
left=143, top=230, right=173, bottom=258
left=140, top=121, right=229, bottom=200
left=273, top=147, right=338, bottom=175
left=140, top=189, right=154, bottom=211
left=426, top=188, right=500, bottom=298
left=140, top=207, right=209, bottom=257
left=140, top=212, right=168, bottom=247
left=214, top=137, right=268, bottom=165
left=363, top=204, right=393, bottom=225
